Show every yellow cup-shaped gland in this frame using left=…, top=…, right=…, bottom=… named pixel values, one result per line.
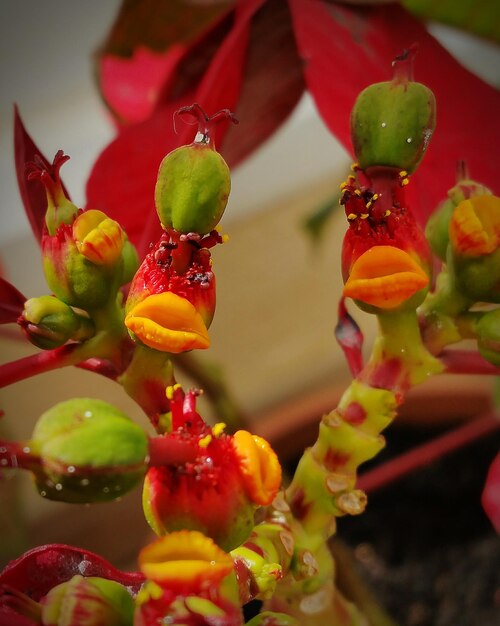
left=73, top=209, right=125, bottom=265
left=343, top=245, right=429, bottom=311
left=139, top=530, right=233, bottom=593
left=233, top=431, right=282, bottom=506
left=125, top=292, right=210, bottom=353
left=449, top=195, right=500, bottom=257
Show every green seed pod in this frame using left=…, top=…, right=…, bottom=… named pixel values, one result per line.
left=351, top=48, right=435, bottom=174
left=21, top=295, right=95, bottom=349
left=41, top=575, right=134, bottom=626
left=31, top=398, right=148, bottom=503
left=155, top=143, right=230, bottom=235
left=476, top=309, right=500, bottom=366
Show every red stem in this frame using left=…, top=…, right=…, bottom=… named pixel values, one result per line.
left=440, top=349, right=500, bottom=375
left=0, top=344, right=81, bottom=387
left=76, top=358, right=119, bottom=380
left=358, top=412, right=500, bottom=493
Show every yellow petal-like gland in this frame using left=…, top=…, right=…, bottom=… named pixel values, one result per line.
left=125, top=292, right=210, bottom=353
left=233, top=431, right=282, bottom=506
left=138, top=530, right=233, bottom=588
left=449, top=195, right=500, bottom=257
left=343, top=245, right=429, bottom=310
left=73, top=209, right=124, bottom=265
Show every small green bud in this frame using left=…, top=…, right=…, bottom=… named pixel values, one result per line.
left=477, top=309, right=500, bottom=366
left=21, top=295, right=94, bottom=349
left=154, top=104, right=237, bottom=235
left=41, top=575, right=134, bottom=626
left=31, top=398, right=148, bottom=503
left=351, top=48, right=435, bottom=173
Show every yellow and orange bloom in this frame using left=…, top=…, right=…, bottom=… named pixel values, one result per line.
left=73, top=209, right=125, bottom=266
left=343, top=245, right=429, bottom=311
left=139, top=531, right=233, bottom=593
left=135, top=531, right=243, bottom=626
left=449, top=194, right=500, bottom=257
left=125, top=292, right=210, bottom=353
left=125, top=230, right=225, bottom=353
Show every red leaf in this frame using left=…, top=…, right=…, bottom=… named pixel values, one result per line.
left=482, top=451, right=500, bottom=533
left=220, top=0, right=305, bottom=166
left=0, top=606, right=37, bottom=626
left=96, top=0, right=236, bottom=124
left=0, top=544, right=144, bottom=601
left=14, top=108, right=70, bottom=245
left=288, top=1, right=500, bottom=221
left=335, top=296, right=364, bottom=377
left=0, top=278, right=26, bottom=324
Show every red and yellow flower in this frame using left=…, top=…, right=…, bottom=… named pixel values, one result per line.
left=143, top=386, right=281, bottom=551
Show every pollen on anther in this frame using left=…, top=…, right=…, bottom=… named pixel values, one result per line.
left=399, top=170, right=408, bottom=178
left=198, top=434, right=212, bottom=448
left=212, top=423, right=226, bottom=437
left=340, top=182, right=347, bottom=190
left=384, top=210, right=391, bottom=217
left=347, top=213, right=357, bottom=221
left=350, top=162, right=359, bottom=171
left=347, top=175, right=355, bottom=182
left=366, top=201, right=372, bottom=209
left=401, top=178, right=409, bottom=186
left=372, top=194, right=379, bottom=201
left=354, top=189, right=362, bottom=197
left=166, top=383, right=182, bottom=400
left=360, top=213, right=369, bottom=219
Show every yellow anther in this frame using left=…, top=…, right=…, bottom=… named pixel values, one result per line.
left=198, top=434, right=212, bottom=448
left=212, top=422, right=227, bottom=438
left=221, top=234, right=229, bottom=244
left=366, top=201, right=372, bottom=209
left=372, top=194, right=379, bottom=201
left=347, top=213, right=357, bottom=220
left=384, top=210, right=391, bottom=217
left=166, top=383, right=182, bottom=400
left=350, top=162, right=359, bottom=171
left=347, top=175, right=355, bottom=182
left=354, top=189, right=361, bottom=196
left=401, top=178, right=409, bottom=186
left=399, top=170, right=408, bottom=178
left=360, top=213, right=369, bottom=219
left=340, top=182, right=347, bottom=190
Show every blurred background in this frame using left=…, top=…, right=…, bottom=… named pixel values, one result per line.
left=0, top=3, right=499, bottom=614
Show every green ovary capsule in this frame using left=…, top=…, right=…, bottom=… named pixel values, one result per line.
left=351, top=48, right=436, bottom=173
left=155, top=143, right=231, bottom=235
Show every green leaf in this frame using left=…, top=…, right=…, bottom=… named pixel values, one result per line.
left=402, top=0, right=500, bottom=43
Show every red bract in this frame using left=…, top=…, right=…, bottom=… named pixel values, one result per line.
left=14, top=108, right=70, bottom=245
left=482, top=451, right=500, bottom=533
left=86, top=0, right=499, bottom=258
left=0, top=278, right=26, bottom=324
left=0, top=544, right=144, bottom=602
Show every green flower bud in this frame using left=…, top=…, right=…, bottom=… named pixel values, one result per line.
left=351, top=48, right=435, bottom=173
left=41, top=575, right=134, bottom=626
left=154, top=104, right=237, bottom=235
left=31, top=398, right=148, bottom=503
left=477, top=309, right=500, bottom=366
left=21, top=295, right=95, bottom=349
